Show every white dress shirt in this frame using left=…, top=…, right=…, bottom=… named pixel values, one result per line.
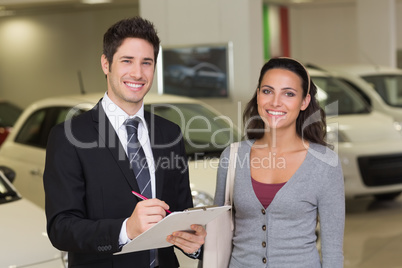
left=101, top=92, right=156, bottom=245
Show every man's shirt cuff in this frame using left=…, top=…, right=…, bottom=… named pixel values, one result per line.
left=119, top=218, right=132, bottom=246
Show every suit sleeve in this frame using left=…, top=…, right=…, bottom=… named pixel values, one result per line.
left=44, top=123, right=124, bottom=253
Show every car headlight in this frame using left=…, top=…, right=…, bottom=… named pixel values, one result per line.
left=61, top=251, right=68, bottom=268
left=393, top=121, right=402, bottom=133
left=192, top=190, right=214, bottom=207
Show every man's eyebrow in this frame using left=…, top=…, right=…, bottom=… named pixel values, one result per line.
left=143, top=57, right=154, bottom=62
left=119, top=56, right=154, bottom=62
left=120, top=56, right=134, bottom=60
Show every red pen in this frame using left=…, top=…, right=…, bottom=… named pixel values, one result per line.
left=131, top=191, right=172, bottom=214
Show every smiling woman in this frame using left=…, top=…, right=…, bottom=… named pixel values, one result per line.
left=256, top=68, right=310, bottom=130
left=213, top=57, right=345, bottom=268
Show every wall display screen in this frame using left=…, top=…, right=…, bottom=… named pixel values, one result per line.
left=158, top=43, right=233, bottom=98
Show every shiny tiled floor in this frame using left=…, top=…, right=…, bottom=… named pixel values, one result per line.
left=178, top=195, right=402, bottom=268
left=344, top=195, right=402, bottom=268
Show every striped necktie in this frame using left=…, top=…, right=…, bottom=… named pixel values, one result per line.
left=125, top=118, right=156, bottom=268
left=125, top=118, right=152, bottom=198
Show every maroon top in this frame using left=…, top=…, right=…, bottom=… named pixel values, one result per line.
left=252, top=177, right=286, bottom=208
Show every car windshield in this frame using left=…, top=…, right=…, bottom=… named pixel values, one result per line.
left=145, top=103, right=240, bottom=158
left=0, top=102, right=22, bottom=128
left=0, top=172, right=19, bottom=204
left=312, top=76, right=370, bottom=116
left=362, top=74, right=402, bottom=107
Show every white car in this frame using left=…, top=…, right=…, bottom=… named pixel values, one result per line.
left=0, top=93, right=239, bottom=209
left=322, top=64, right=402, bottom=124
left=0, top=167, right=66, bottom=268
left=310, top=67, right=402, bottom=200
left=0, top=93, right=241, bottom=268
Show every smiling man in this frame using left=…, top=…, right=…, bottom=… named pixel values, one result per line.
left=101, top=37, right=155, bottom=115
left=44, top=17, right=206, bottom=268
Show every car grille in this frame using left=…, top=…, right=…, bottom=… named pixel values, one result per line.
left=358, top=154, right=402, bottom=186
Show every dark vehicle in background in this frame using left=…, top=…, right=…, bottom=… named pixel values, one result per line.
left=0, top=100, right=22, bottom=146
left=164, top=62, right=227, bottom=97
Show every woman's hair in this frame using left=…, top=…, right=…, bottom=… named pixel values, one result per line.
left=103, top=16, right=160, bottom=70
left=243, top=57, right=329, bottom=146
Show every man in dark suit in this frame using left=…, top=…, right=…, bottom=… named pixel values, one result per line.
left=43, top=17, right=206, bottom=268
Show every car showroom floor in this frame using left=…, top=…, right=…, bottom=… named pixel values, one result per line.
left=178, top=195, right=402, bottom=268
left=344, top=195, right=402, bottom=268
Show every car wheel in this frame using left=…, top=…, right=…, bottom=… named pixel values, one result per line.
left=374, top=192, right=401, bottom=201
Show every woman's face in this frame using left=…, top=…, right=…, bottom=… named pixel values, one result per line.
left=257, top=68, right=310, bottom=132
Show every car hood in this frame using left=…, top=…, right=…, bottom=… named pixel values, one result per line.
left=188, top=157, right=220, bottom=199
left=328, top=111, right=402, bottom=143
left=0, top=198, right=61, bottom=268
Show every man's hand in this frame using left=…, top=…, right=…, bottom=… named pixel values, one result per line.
left=126, top=199, right=170, bottom=239
left=166, top=224, right=206, bottom=254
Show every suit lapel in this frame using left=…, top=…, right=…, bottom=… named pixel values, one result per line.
left=91, top=101, right=141, bottom=194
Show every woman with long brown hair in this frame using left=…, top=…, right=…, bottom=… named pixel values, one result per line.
left=214, top=57, right=345, bottom=267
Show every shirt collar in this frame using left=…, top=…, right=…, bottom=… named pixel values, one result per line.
left=101, top=92, right=147, bottom=131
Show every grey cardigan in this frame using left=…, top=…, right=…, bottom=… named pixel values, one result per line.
left=214, top=140, right=345, bottom=268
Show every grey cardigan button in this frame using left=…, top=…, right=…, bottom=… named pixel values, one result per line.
left=262, top=241, right=266, bottom=248
left=262, top=257, right=267, bottom=264
left=261, top=209, right=266, bottom=215
left=262, top=225, right=266, bottom=231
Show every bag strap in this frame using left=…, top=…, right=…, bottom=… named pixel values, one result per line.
left=224, top=142, right=239, bottom=207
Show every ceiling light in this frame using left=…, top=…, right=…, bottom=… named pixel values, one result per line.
left=0, top=10, right=15, bottom=17
left=81, top=0, right=112, bottom=4
left=292, top=0, right=313, bottom=3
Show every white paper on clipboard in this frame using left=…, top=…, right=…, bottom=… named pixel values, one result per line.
left=115, top=205, right=231, bottom=255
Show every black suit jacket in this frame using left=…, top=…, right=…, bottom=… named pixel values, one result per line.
left=44, top=101, right=193, bottom=268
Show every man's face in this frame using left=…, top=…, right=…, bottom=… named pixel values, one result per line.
left=101, top=37, right=155, bottom=115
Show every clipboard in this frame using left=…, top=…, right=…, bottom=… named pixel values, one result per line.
left=115, top=205, right=231, bottom=255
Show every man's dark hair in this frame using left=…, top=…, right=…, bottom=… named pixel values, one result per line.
left=103, top=16, right=160, bottom=70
